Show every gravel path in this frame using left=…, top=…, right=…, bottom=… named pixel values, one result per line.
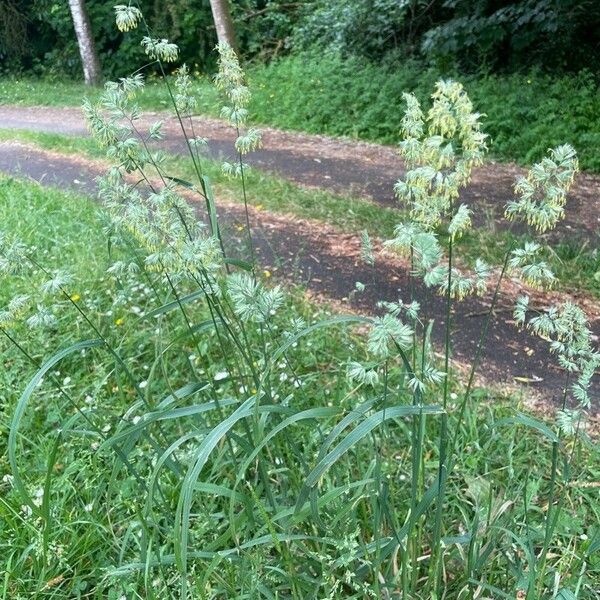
left=0, top=140, right=598, bottom=416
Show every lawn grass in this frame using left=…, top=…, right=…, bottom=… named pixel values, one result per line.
left=0, top=76, right=219, bottom=114
left=1, top=127, right=598, bottom=301
left=0, top=175, right=599, bottom=597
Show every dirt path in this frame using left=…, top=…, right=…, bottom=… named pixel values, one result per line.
left=1, top=105, right=599, bottom=245
left=0, top=140, right=598, bottom=418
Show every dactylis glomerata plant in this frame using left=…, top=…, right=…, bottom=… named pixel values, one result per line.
left=351, top=81, right=597, bottom=596
left=1, top=4, right=597, bottom=599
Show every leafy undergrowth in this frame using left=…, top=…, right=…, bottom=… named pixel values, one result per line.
left=0, top=178, right=598, bottom=599
left=1, top=128, right=598, bottom=301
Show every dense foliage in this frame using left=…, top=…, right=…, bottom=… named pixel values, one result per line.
left=2, top=0, right=600, bottom=78
left=1, top=5, right=599, bottom=593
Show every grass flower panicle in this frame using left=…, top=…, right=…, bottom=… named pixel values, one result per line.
left=506, top=144, right=579, bottom=232
left=141, top=37, right=179, bottom=63
left=114, top=5, right=142, bottom=32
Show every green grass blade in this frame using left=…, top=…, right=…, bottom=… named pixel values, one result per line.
left=8, top=339, right=104, bottom=509
left=295, top=404, right=443, bottom=513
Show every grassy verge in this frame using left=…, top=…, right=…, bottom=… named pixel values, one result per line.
left=2, top=55, right=600, bottom=173
left=1, top=128, right=598, bottom=300
left=1, top=176, right=598, bottom=598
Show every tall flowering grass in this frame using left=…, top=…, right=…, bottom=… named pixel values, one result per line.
left=0, top=6, right=598, bottom=599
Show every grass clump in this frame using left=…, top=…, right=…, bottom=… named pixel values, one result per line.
left=2, top=176, right=599, bottom=598
left=1, top=15, right=599, bottom=600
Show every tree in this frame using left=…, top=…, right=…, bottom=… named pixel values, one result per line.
left=209, top=0, right=238, bottom=51
left=67, top=0, right=101, bottom=85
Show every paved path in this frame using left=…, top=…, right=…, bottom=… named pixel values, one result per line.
left=0, top=140, right=597, bottom=415
left=1, top=105, right=600, bottom=244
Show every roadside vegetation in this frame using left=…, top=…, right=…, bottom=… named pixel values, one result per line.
left=1, top=4, right=599, bottom=599
left=3, top=62, right=600, bottom=173
left=2, top=127, right=598, bottom=301
left=2, top=173, right=598, bottom=598
left=0, top=0, right=600, bottom=600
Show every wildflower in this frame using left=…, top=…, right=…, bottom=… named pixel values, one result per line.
left=70, top=293, right=81, bottom=302
left=115, top=317, right=125, bottom=326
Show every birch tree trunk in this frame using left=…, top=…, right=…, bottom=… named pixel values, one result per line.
left=67, top=0, right=102, bottom=86
left=209, top=0, right=238, bottom=51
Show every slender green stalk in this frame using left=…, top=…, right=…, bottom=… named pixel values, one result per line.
left=535, top=372, right=570, bottom=597
left=448, top=250, right=511, bottom=457
left=429, top=228, right=454, bottom=594
left=236, top=124, right=257, bottom=271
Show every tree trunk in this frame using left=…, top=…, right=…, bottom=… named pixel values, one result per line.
left=67, top=0, right=101, bottom=86
left=209, top=0, right=238, bottom=51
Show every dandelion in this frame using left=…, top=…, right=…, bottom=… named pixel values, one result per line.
left=115, top=317, right=125, bottom=326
